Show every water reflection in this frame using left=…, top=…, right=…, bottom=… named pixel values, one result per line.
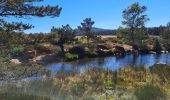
left=47, top=53, right=170, bottom=75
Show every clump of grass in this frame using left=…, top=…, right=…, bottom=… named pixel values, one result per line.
left=0, top=92, right=50, bottom=100
left=64, top=53, right=79, bottom=60
left=134, top=84, right=166, bottom=100
left=0, top=60, right=50, bottom=80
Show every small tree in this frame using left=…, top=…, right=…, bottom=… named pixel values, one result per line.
left=116, top=27, right=130, bottom=39
left=122, top=3, right=149, bottom=48
left=53, top=24, right=75, bottom=53
left=153, top=39, right=162, bottom=54
left=162, top=22, right=170, bottom=51
left=78, top=18, right=96, bottom=47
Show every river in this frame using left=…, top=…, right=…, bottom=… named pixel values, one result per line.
left=47, top=53, right=170, bottom=75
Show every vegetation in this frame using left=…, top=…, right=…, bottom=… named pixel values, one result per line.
left=153, top=39, right=162, bottom=54
left=134, top=85, right=166, bottom=100
left=78, top=18, right=97, bottom=47
left=122, top=3, right=149, bottom=49
left=52, top=24, right=76, bottom=53
left=64, top=53, right=79, bottom=61
left=0, top=64, right=170, bottom=100
left=0, top=1, right=170, bottom=100
left=0, top=60, right=50, bottom=80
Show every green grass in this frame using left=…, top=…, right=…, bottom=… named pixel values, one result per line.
left=1, top=64, right=170, bottom=100
left=64, top=53, right=79, bottom=60
left=134, top=85, right=166, bottom=100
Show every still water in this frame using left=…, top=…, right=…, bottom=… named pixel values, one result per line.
left=47, top=53, right=170, bottom=75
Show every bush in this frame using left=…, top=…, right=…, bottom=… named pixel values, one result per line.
left=64, top=53, right=79, bottom=61
left=150, top=64, right=170, bottom=82
left=134, top=85, right=166, bottom=100
left=69, top=46, right=86, bottom=58
left=85, top=50, right=98, bottom=57
left=0, top=92, right=50, bottom=100
left=153, top=39, right=162, bottom=54
left=11, top=45, right=24, bottom=56
left=0, top=60, right=49, bottom=80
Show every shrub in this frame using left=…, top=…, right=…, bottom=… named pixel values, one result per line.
left=11, top=45, right=24, bottom=56
left=64, top=53, right=79, bottom=60
left=0, top=92, right=50, bottom=100
left=69, top=45, right=86, bottom=58
left=134, top=85, right=166, bottom=100
left=150, top=64, right=170, bottom=83
left=153, top=39, right=162, bottom=54
left=85, top=50, right=98, bottom=57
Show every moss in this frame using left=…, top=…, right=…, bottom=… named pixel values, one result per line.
left=64, top=53, right=79, bottom=60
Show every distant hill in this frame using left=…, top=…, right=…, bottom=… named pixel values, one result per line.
left=75, top=27, right=116, bottom=35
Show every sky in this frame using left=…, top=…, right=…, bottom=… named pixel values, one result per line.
left=6, top=0, right=170, bottom=33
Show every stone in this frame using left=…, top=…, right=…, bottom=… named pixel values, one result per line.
left=10, top=59, right=21, bottom=64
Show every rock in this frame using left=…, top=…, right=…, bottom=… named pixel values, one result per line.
left=150, top=51, right=157, bottom=54
left=69, top=45, right=86, bottom=58
left=114, top=46, right=126, bottom=57
left=32, top=55, right=45, bottom=62
left=10, top=59, right=21, bottom=64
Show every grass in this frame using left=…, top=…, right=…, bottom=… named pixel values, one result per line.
left=134, top=85, right=166, bottom=100
left=64, top=53, right=79, bottom=60
left=0, top=60, right=50, bottom=80
left=0, top=64, right=170, bottom=100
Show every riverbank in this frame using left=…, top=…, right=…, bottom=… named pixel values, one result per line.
left=0, top=64, right=170, bottom=100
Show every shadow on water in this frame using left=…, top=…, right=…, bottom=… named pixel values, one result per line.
left=47, top=53, right=170, bottom=75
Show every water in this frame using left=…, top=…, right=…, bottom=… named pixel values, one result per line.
left=47, top=53, right=170, bottom=75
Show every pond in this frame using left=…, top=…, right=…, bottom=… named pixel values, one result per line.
left=47, top=53, right=170, bottom=75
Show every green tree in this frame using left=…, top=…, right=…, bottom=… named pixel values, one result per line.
left=162, top=22, right=170, bottom=51
left=122, top=2, right=149, bottom=48
left=0, top=0, right=62, bottom=58
left=0, top=0, right=62, bottom=44
left=0, top=0, right=61, bottom=18
left=78, top=18, right=96, bottom=47
left=116, top=27, right=130, bottom=39
left=153, top=39, right=162, bottom=54
left=53, top=24, right=75, bottom=53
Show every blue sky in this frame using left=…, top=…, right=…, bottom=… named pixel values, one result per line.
left=7, top=0, right=170, bottom=33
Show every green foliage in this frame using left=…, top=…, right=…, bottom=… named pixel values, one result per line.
left=162, top=23, right=170, bottom=40
left=122, top=2, right=149, bottom=46
left=134, top=85, right=166, bottom=100
left=150, top=64, right=170, bottom=83
left=53, top=24, right=76, bottom=53
left=162, top=22, right=170, bottom=51
left=1, top=64, right=170, bottom=99
left=78, top=18, right=96, bottom=46
left=85, top=49, right=98, bottom=57
left=64, top=53, right=79, bottom=60
left=11, top=45, right=24, bottom=56
left=70, top=83, right=86, bottom=96
left=0, top=1, right=61, bottom=18
left=0, top=92, right=50, bottom=100
left=116, top=27, right=130, bottom=39
left=153, top=39, right=162, bottom=53
left=0, top=60, right=50, bottom=80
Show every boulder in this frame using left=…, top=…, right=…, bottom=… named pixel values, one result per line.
left=10, top=59, right=21, bottom=64
left=114, top=46, right=126, bottom=57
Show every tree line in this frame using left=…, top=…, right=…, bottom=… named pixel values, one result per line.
left=0, top=1, right=170, bottom=59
